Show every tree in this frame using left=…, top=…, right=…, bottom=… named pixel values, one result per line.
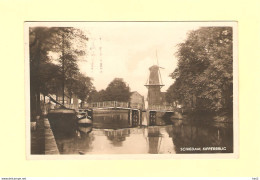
left=30, top=27, right=58, bottom=118
left=88, top=89, right=108, bottom=102
left=50, top=27, right=88, bottom=104
left=38, top=62, right=62, bottom=99
left=74, top=73, right=93, bottom=107
left=105, top=78, right=131, bottom=102
left=166, top=27, right=233, bottom=112
left=87, top=78, right=131, bottom=102
left=29, top=27, right=89, bottom=118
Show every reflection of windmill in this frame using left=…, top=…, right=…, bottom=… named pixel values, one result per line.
left=145, top=51, right=164, bottom=107
left=146, top=127, right=162, bottom=154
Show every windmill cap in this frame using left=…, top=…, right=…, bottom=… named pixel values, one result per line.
left=149, top=65, right=160, bottom=70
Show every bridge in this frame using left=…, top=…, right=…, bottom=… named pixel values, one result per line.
left=78, top=101, right=176, bottom=126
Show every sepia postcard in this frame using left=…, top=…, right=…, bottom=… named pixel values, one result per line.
left=25, top=21, right=238, bottom=159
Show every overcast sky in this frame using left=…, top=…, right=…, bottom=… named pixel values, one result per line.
left=76, top=22, right=202, bottom=98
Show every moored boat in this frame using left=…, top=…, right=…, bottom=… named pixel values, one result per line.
left=78, top=126, right=92, bottom=134
left=47, top=108, right=77, bottom=135
left=77, top=112, right=93, bottom=125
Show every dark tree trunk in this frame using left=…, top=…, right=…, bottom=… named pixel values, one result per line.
left=62, top=33, right=65, bottom=105
left=30, top=88, right=36, bottom=122
left=31, top=35, right=41, bottom=120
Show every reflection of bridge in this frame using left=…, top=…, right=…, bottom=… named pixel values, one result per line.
left=148, top=105, right=174, bottom=112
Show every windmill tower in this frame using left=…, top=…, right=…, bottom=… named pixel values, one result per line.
left=145, top=51, right=164, bottom=107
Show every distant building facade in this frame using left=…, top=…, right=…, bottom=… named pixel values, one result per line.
left=130, top=91, right=145, bottom=109
left=40, top=90, right=79, bottom=110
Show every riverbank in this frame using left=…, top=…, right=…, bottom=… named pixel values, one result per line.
left=172, top=110, right=233, bottom=124
left=31, top=117, right=59, bottom=155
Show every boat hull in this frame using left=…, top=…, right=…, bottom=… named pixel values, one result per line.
left=77, top=117, right=92, bottom=125
left=47, top=109, right=77, bottom=136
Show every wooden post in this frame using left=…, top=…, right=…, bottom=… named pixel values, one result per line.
left=128, top=109, right=132, bottom=126
left=139, top=110, right=142, bottom=126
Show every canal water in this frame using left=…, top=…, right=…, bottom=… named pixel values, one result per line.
left=50, top=111, right=233, bottom=154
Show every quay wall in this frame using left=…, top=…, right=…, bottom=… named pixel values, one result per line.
left=44, top=118, right=59, bottom=154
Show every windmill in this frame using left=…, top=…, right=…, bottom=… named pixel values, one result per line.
left=145, top=51, right=164, bottom=107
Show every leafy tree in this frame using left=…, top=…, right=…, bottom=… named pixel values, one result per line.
left=29, top=27, right=89, bottom=118
left=87, top=89, right=99, bottom=102
left=74, top=73, right=93, bottom=107
left=88, top=89, right=109, bottom=102
left=166, top=27, right=233, bottom=112
left=30, top=27, right=58, bottom=118
left=38, top=62, right=62, bottom=99
left=105, top=78, right=131, bottom=102
left=50, top=27, right=88, bottom=104
left=98, top=89, right=109, bottom=101
left=87, top=78, right=131, bottom=102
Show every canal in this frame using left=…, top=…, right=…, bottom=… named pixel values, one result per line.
left=50, top=111, right=233, bottom=154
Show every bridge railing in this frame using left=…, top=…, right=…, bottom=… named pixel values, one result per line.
left=87, top=101, right=175, bottom=111
left=87, top=101, right=129, bottom=109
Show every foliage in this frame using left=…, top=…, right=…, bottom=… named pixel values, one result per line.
left=166, top=27, right=233, bottom=112
left=88, top=78, right=131, bottom=102
left=105, top=78, right=131, bottom=102
left=49, top=27, right=88, bottom=102
left=73, top=73, right=93, bottom=102
left=29, top=27, right=92, bottom=113
left=88, top=89, right=108, bottom=102
left=30, top=27, right=59, bottom=116
left=38, top=62, right=62, bottom=96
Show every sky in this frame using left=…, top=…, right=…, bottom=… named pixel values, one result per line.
left=76, top=22, right=202, bottom=98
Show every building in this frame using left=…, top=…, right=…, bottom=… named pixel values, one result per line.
left=130, top=91, right=145, bottom=109
left=40, top=90, right=79, bottom=110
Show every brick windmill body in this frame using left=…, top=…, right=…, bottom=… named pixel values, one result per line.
left=145, top=52, right=164, bottom=108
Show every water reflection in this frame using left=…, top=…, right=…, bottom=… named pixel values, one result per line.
left=50, top=111, right=233, bottom=154
left=105, top=129, right=130, bottom=147
left=93, top=111, right=131, bottom=129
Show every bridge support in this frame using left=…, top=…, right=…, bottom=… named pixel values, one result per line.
left=128, top=109, right=141, bottom=127
left=139, top=110, right=142, bottom=126
left=132, top=109, right=139, bottom=127
left=128, top=109, right=132, bottom=126
left=149, top=111, right=156, bottom=126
